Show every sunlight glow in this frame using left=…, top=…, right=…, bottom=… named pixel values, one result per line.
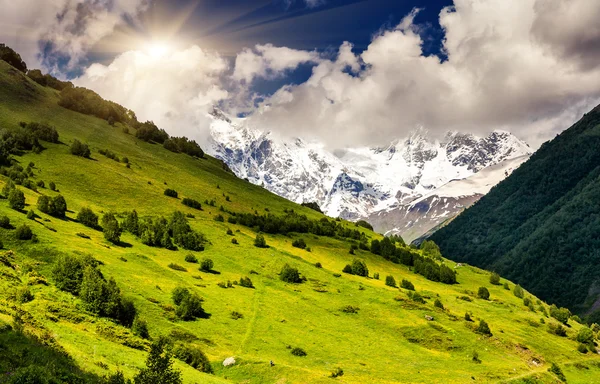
left=146, top=42, right=170, bottom=58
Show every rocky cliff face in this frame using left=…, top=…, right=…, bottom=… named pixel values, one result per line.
left=207, top=108, right=532, bottom=241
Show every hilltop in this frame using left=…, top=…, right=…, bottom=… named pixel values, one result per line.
left=0, top=51, right=599, bottom=384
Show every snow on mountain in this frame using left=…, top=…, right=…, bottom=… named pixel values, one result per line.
left=206, top=108, right=532, bottom=240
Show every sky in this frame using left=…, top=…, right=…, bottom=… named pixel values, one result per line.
left=1, top=0, right=600, bottom=149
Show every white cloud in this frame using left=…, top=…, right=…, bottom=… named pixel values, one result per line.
left=243, top=0, right=600, bottom=148
left=75, top=46, right=229, bottom=147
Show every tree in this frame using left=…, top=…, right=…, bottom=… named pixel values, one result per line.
left=439, top=264, right=457, bottom=284
left=477, top=287, right=490, bottom=300
left=254, top=234, right=268, bottom=248
left=549, top=305, right=571, bottom=324
left=513, top=284, right=524, bottom=299
left=79, top=266, right=106, bottom=315
left=351, top=259, right=368, bottom=277
left=70, top=139, right=91, bottom=158
left=476, top=320, right=492, bottom=336
left=132, top=317, right=150, bottom=339
left=52, top=254, right=84, bottom=294
left=342, top=264, right=353, bottom=274
left=51, top=195, right=67, bottom=217
left=102, top=212, right=122, bottom=244
left=239, top=276, right=254, bottom=288
left=280, top=264, right=301, bottom=283
left=175, top=293, right=206, bottom=321
left=171, top=287, right=190, bottom=306
left=77, top=207, right=99, bottom=228
left=15, top=224, right=33, bottom=240
left=576, top=327, right=594, bottom=345
left=292, top=238, right=307, bottom=249
left=385, top=275, right=396, bottom=287
left=400, top=279, right=414, bottom=290
left=164, top=189, right=178, bottom=198
left=134, top=338, right=182, bottom=384
left=489, top=272, right=501, bottom=285
left=199, top=258, right=214, bottom=272
left=8, top=188, right=25, bottom=210
left=0, top=43, right=27, bottom=72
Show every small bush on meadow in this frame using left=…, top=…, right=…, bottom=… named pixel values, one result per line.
left=164, top=189, right=178, bottom=198
left=70, top=139, right=91, bottom=158
left=199, top=258, right=214, bottom=272
left=489, top=272, right=501, bottom=285
left=291, top=347, right=307, bottom=357
left=476, top=320, right=492, bottom=336
left=280, top=264, right=301, bottom=283
left=385, top=275, right=396, bottom=287
left=77, top=207, right=99, bottom=228
left=184, top=254, right=198, bottom=263
left=513, top=284, right=524, bottom=298
left=132, top=317, right=150, bottom=339
left=15, top=224, right=33, bottom=240
left=477, top=287, right=490, bottom=300
left=400, top=279, right=414, bottom=290
left=292, top=238, right=306, bottom=249
left=239, top=276, right=254, bottom=288
left=254, top=234, right=268, bottom=248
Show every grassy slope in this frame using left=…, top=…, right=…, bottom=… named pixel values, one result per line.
left=0, top=60, right=599, bottom=383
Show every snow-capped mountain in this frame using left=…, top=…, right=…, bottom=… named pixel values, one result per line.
left=207, top=108, right=532, bottom=241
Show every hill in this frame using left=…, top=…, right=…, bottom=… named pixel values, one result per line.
left=430, top=104, right=600, bottom=319
left=0, top=53, right=599, bottom=383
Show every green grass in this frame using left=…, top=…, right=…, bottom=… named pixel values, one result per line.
left=0, top=60, right=599, bottom=383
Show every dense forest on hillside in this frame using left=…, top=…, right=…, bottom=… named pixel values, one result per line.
left=431, top=104, right=600, bottom=318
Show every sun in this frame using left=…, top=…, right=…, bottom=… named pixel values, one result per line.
left=145, top=42, right=170, bottom=58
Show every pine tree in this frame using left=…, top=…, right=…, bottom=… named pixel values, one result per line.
left=134, top=338, right=182, bottom=384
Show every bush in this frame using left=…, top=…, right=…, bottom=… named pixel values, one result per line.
left=576, top=327, right=594, bottom=344
left=292, top=238, right=307, bottom=249
left=134, top=338, right=182, bottom=384
left=49, top=181, right=56, bottom=191
left=37, top=195, right=67, bottom=217
left=400, top=279, right=414, bottom=290
left=489, top=272, right=500, bottom=285
left=254, top=234, right=268, bottom=248
left=409, top=291, right=425, bottom=304
left=355, top=220, right=373, bottom=231
left=8, top=188, right=25, bottom=210
left=70, top=139, right=91, bottom=158
left=385, top=275, right=396, bottom=287
left=199, top=258, right=214, bottom=272
left=175, top=293, right=206, bottom=320
left=214, top=214, right=224, bottom=222
left=77, top=207, right=99, bottom=228
left=168, top=263, right=187, bottom=272
left=373, top=272, right=379, bottom=279
left=231, top=311, right=244, bottom=320
left=342, top=264, right=353, bottom=274
left=15, top=224, right=33, bottom=240
left=164, top=189, right=178, bottom=198
left=182, top=198, right=202, bottom=210
left=26, top=209, right=35, bottom=219
left=16, top=287, right=34, bottom=303
left=173, top=344, right=212, bottom=373
left=351, top=259, right=368, bottom=277
left=548, top=362, right=566, bottom=382
left=578, top=343, right=589, bottom=353
left=231, top=238, right=238, bottom=245
left=291, top=347, right=307, bottom=357
left=476, top=320, right=492, bottom=336
left=477, top=287, right=490, bottom=300
left=239, top=276, right=254, bottom=288
left=314, top=262, right=322, bottom=268
left=549, top=305, right=571, bottom=324
left=132, top=317, right=150, bottom=339
left=184, top=254, right=198, bottom=263
left=465, top=312, right=472, bottom=322
left=0, top=215, right=10, bottom=228
left=341, top=305, right=360, bottom=314
left=548, top=322, right=567, bottom=337
left=280, top=264, right=301, bottom=283
left=513, top=284, right=524, bottom=298
left=503, top=282, right=510, bottom=290
left=330, top=367, right=344, bottom=378
left=102, top=212, right=122, bottom=244
left=172, top=287, right=190, bottom=306
left=36, top=180, right=45, bottom=188
left=434, top=299, right=444, bottom=309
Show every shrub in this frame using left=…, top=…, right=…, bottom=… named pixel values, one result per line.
left=214, top=214, right=224, bottom=222
left=101, top=212, right=122, bottom=244
left=8, top=188, right=25, bottom=210
left=503, top=282, right=510, bottom=290
left=351, top=259, right=368, bottom=277
left=400, top=279, right=414, bottom=290
left=172, top=287, right=190, bottom=306
left=290, top=347, right=307, bottom=357
left=77, top=207, right=99, bottom=228
left=355, top=220, right=373, bottom=231
left=434, top=299, right=444, bottom=309
left=548, top=362, right=566, bottom=382
left=16, top=287, right=34, bottom=303
left=226, top=228, right=233, bottom=235
left=477, top=287, right=490, bottom=300
left=373, top=272, right=379, bottom=279
left=231, top=311, right=244, bottom=320
left=199, top=258, right=214, bottom=272
left=476, top=320, right=492, bottom=336
left=15, top=224, right=33, bottom=240
left=168, top=263, right=187, bottom=272
left=173, top=344, right=212, bottom=373
left=254, top=234, right=268, bottom=248
left=36, top=180, right=45, bottom=188
left=164, top=189, right=178, bottom=198
left=549, top=305, right=571, bottom=324
left=239, top=276, right=254, bottom=288
left=26, top=210, right=35, bottom=219
left=330, top=367, right=344, bottom=378
left=280, top=264, right=301, bottom=283
left=231, top=238, right=238, bottom=245
left=489, top=272, right=500, bottom=285
left=292, top=238, right=307, bottom=249
left=132, top=317, right=150, bottom=339
left=576, top=327, right=594, bottom=344
left=513, top=284, right=524, bottom=298
left=340, top=305, right=360, bottom=314
left=472, top=351, right=481, bottom=363
left=37, top=195, right=67, bottom=217
left=409, top=291, right=425, bottom=304
left=134, top=338, right=182, bottom=384
left=70, top=139, right=91, bottom=158
left=49, top=181, right=56, bottom=191
left=465, top=312, right=472, bottom=322
left=578, top=343, right=589, bottom=353
left=184, top=254, right=198, bottom=263
left=385, top=275, right=396, bottom=287
left=182, top=198, right=202, bottom=210
left=175, top=293, right=206, bottom=320
left=0, top=215, right=10, bottom=228
left=548, top=322, right=567, bottom=337
left=523, top=297, right=532, bottom=307
left=342, top=264, right=353, bottom=274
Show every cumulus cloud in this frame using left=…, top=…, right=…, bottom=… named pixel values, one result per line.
left=75, top=46, right=229, bottom=146
left=243, top=0, right=600, bottom=148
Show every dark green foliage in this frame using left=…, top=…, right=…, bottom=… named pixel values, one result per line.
left=16, top=287, right=34, bottom=303
left=173, top=344, right=212, bottom=373
left=0, top=215, right=9, bottom=228
left=489, top=272, right=501, bottom=285
left=102, top=212, right=122, bottom=244
left=20, top=122, right=59, bottom=143
left=36, top=180, right=44, bottom=188
left=254, top=234, right=268, bottom=248
left=408, top=291, right=425, bottom=304
left=98, top=148, right=120, bottom=162
left=464, top=312, right=472, bottom=322
left=355, top=220, right=373, bottom=231
left=292, top=238, right=307, bottom=249
left=513, top=284, right=524, bottom=299
left=59, top=86, right=134, bottom=126
left=476, top=320, right=492, bottom=336
left=172, top=288, right=190, bottom=306
left=385, top=275, right=396, bottom=287
left=164, top=189, right=178, bottom=198
left=70, top=139, right=90, bottom=158
left=26, top=209, right=35, bottom=220
left=548, top=362, right=566, bottom=382
left=162, top=137, right=204, bottom=158
left=37, top=194, right=67, bottom=217
left=175, top=293, right=206, bottom=321
left=132, top=318, right=150, bottom=339
left=135, top=121, right=169, bottom=144
left=181, top=198, right=202, bottom=210
left=351, top=259, right=368, bottom=277
left=239, top=276, right=254, bottom=288
left=577, top=343, right=588, bottom=353
left=434, top=299, right=444, bottom=309
left=199, top=258, right=214, bottom=272
left=49, top=181, right=56, bottom=191
left=231, top=238, right=238, bottom=245
left=168, top=263, right=187, bottom=272
left=342, top=264, right=353, bottom=274
left=27, top=69, right=72, bottom=91
left=77, top=207, right=99, bottom=229
left=51, top=254, right=87, bottom=294
left=134, top=211, right=205, bottom=251
left=301, top=201, right=322, bottom=213
left=400, top=279, right=414, bottom=290
left=213, top=214, right=224, bottom=222
left=472, top=351, right=481, bottom=363
left=576, top=327, right=594, bottom=344
left=329, top=367, right=344, bottom=378
left=523, top=297, right=532, bottom=307
left=291, top=347, right=307, bottom=357
left=548, top=322, right=567, bottom=337
left=0, top=43, right=27, bottom=72
left=8, top=188, right=25, bottom=210
left=430, top=105, right=600, bottom=313
left=477, top=287, right=490, bottom=300
left=106, top=371, right=130, bottom=384
left=550, top=305, right=571, bottom=324
left=184, top=254, right=198, bottom=263
left=315, top=262, right=322, bottom=268
left=420, top=240, right=442, bottom=259
left=280, top=264, right=301, bottom=283
left=373, top=272, right=379, bottom=279
left=15, top=224, right=33, bottom=240
left=133, top=338, right=182, bottom=384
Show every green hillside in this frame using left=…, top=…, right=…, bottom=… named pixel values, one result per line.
left=0, top=57, right=599, bottom=384
left=430, top=105, right=600, bottom=318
